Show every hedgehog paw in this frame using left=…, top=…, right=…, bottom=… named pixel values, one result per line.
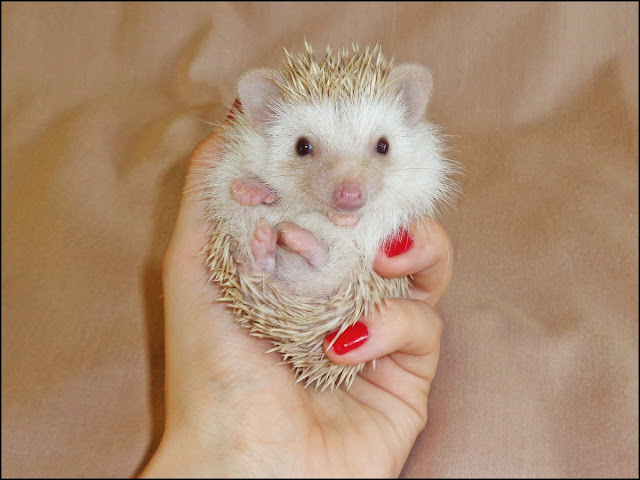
left=230, top=178, right=278, bottom=206
left=276, top=221, right=329, bottom=269
left=251, top=218, right=277, bottom=273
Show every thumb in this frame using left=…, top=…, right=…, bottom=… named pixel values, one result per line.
left=170, top=129, right=224, bottom=246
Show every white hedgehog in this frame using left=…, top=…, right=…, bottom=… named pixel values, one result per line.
left=201, top=41, right=457, bottom=391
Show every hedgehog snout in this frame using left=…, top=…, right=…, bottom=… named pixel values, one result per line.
left=333, top=180, right=366, bottom=211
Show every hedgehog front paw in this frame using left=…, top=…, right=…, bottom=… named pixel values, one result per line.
left=276, top=221, right=329, bottom=269
left=230, top=178, right=278, bottom=206
left=251, top=218, right=277, bottom=273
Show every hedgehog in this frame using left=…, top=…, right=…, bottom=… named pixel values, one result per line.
left=200, top=41, right=456, bottom=391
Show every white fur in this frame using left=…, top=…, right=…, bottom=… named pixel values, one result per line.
left=202, top=75, right=455, bottom=297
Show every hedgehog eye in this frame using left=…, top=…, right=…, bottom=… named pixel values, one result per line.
left=376, top=137, right=389, bottom=154
left=296, top=137, right=313, bottom=156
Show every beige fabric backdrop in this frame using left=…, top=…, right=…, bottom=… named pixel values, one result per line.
left=2, top=2, right=638, bottom=477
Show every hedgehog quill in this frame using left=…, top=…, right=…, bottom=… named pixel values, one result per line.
left=200, top=42, right=457, bottom=391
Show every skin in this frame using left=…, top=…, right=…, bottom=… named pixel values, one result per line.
left=139, top=127, right=454, bottom=477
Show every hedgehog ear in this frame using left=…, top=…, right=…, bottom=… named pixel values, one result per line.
left=237, top=68, right=284, bottom=134
left=388, top=64, right=433, bottom=127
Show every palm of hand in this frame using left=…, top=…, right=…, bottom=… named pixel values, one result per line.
left=163, top=231, right=435, bottom=477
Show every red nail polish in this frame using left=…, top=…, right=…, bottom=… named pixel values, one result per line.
left=382, top=228, right=414, bottom=257
left=326, top=322, right=369, bottom=355
left=226, top=98, right=243, bottom=120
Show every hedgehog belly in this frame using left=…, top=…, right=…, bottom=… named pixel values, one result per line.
left=204, top=223, right=410, bottom=391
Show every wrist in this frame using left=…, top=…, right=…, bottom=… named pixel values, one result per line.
left=140, top=423, right=245, bottom=478
left=138, top=422, right=287, bottom=478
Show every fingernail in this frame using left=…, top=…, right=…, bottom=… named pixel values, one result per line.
left=382, top=228, right=414, bottom=257
left=326, top=322, right=369, bottom=355
left=226, top=98, right=243, bottom=120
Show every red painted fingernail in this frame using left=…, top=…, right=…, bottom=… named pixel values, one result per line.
left=325, top=322, right=369, bottom=355
left=382, top=228, right=414, bottom=257
left=226, top=98, right=243, bottom=120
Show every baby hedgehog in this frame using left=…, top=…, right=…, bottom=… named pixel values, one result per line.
left=201, top=41, right=456, bottom=391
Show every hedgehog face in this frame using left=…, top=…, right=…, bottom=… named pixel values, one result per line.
left=259, top=95, right=410, bottom=226
left=235, top=43, right=450, bottom=231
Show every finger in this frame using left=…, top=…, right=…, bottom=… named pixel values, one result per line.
left=174, top=99, right=241, bottom=238
left=162, top=129, right=221, bottom=289
left=324, top=299, right=442, bottom=427
left=373, top=218, right=453, bottom=307
left=162, top=128, right=224, bottom=293
left=323, top=298, right=442, bottom=371
left=173, top=128, right=225, bottom=237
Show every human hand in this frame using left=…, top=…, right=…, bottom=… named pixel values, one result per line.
left=139, top=126, right=453, bottom=477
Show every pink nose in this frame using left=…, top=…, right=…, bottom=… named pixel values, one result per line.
left=333, top=180, right=366, bottom=211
